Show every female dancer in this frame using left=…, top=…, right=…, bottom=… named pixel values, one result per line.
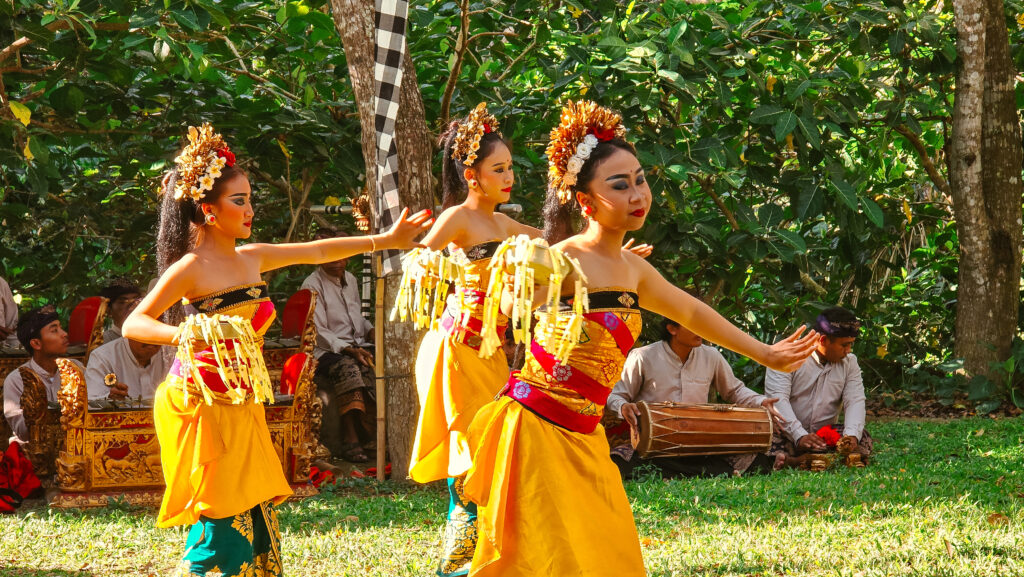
left=462, top=101, right=819, bottom=576
left=407, top=103, right=652, bottom=577
left=122, top=124, right=431, bottom=576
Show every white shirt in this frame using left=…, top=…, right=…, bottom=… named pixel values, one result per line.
left=765, top=351, right=866, bottom=442
left=0, top=277, right=19, bottom=348
left=85, top=338, right=170, bottom=401
left=300, top=268, right=373, bottom=359
left=607, top=342, right=765, bottom=416
left=102, top=325, right=122, bottom=344
left=3, top=357, right=84, bottom=443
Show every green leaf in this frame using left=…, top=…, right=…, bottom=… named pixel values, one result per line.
left=749, top=105, right=784, bottom=125
left=861, top=196, right=885, bottom=228
left=830, top=176, right=858, bottom=211
left=28, top=137, right=50, bottom=164
left=774, top=111, right=797, bottom=142
left=775, top=229, right=807, bottom=253
left=796, top=110, right=821, bottom=149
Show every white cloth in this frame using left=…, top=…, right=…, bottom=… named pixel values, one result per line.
left=765, top=351, right=866, bottom=442
left=3, top=357, right=84, bottom=444
left=300, top=268, right=373, bottom=359
left=0, top=277, right=19, bottom=348
left=84, top=338, right=170, bottom=401
left=607, top=342, right=765, bottom=416
left=102, top=325, right=122, bottom=344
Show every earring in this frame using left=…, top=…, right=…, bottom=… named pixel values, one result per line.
left=205, top=213, right=216, bottom=225
left=468, top=179, right=478, bottom=189
left=582, top=205, right=594, bottom=216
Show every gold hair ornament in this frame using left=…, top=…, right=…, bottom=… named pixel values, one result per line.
left=452, top=102, right=500, bottom=167
left=546, top=100, right=627, bottom=205
left=172, top=123, right=236, bottom=203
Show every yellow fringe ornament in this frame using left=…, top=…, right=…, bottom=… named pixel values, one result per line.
left=173, top=313, right=274, bottom=406
left=480, top=235, right=589, bottom=364
left=390, top=248, right=468, bottom=330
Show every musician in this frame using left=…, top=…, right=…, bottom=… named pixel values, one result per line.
left=84, top=337, right=170, bottom=401
left=765, top=306, right=872, bottom=468
left=2, top=307, right=83, bottom=444
left=99, top=280, right=143, bottom=343
left=608, top=317, right=784, bottom=478
left=0, top=274, right=19, bottom=348
left=300, top=228, right=376, bottom=463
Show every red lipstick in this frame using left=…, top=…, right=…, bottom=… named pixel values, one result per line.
left=631, top=209, right=646, bottom=217
left=502, top=187, right=512, bottom=193
left=244, top=221, right=252, bottom=228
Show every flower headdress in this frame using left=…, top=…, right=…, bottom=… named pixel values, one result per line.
left=546, top=100, right=627, bottom=204
left=451, top=102, right=500, bottom=167
left=172, top=123, right=236, bottom=202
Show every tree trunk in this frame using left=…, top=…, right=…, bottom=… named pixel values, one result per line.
left=949, top=0, right=1024, bottom=378
left=329, top=1, right=435, bottom=480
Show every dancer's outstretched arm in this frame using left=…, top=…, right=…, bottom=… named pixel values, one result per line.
left=632, top=252, right=817, bottom=372
left=250, top=208, right=432, bottom=272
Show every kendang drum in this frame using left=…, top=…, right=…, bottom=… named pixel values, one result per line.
left=630, top=401, right=773, bottom=458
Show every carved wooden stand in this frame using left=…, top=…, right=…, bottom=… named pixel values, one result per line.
left=49, top=358, right=320, bottom=509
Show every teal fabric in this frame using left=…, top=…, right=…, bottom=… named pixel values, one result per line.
left=175, top=501, right=282, bottom=577
left=437, top=477, right=478, bottom=577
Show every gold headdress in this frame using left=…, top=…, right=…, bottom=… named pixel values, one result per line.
left=172, top=123, right=236, bottom=202
left=546, top=100, right=627, bottom=204
left=451, top=102, right=500, bottom=166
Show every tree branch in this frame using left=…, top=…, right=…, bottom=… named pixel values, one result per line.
left=440, top=0, right=471, bottom=123
left=700, top=176, right=740, bottom=231
left=894, top=124, right=952, bottom=196
left=0, top=20, right=130, bottom=64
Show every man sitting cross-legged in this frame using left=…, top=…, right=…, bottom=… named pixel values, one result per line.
left=84, top=337, right=170, bottom=402
left=608, top=317, right=785, bottom=478
left=765, top=306, right=873, bottom=469
left=301, top=228, right=377, bottom=463
left=2, top=307, right=84, bottom=445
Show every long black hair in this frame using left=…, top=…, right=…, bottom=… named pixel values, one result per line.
left=438, top=120, right=509, bottom=210
left=156, top=165, right=245, bottom=325
left=542, top=138, right=636, bottom=243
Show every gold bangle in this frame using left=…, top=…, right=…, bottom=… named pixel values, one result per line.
left=369, top=235, right=376, bottom=252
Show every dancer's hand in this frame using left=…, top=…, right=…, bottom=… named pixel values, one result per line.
left=763, top=326, right=819, bottom=372
left=376, top=208, right=433, bottom=250
left=623, top=238, right=653, bottom=259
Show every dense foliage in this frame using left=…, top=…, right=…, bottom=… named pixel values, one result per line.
left=2, top=0, right=1022, bottom=408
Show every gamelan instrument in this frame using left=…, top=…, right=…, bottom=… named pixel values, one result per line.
left=630, top=401, right=773, bottom=458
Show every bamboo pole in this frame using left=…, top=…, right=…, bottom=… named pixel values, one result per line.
left=374, top=252, right=386, bottom=481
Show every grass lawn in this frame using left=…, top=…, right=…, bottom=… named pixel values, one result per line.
left=1, top=417, right=1021, bottom=576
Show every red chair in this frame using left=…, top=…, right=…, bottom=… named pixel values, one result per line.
left=280, top=352, right=312, bottom=395
left=68, top=296, right=108, bottom=364
left=281, top=289, right=318, bottom=356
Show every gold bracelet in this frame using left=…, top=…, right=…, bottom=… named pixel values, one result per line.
left=369, top=235, right=376, bottom=252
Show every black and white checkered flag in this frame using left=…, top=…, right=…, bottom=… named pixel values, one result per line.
left=373, top=0, right=410, bottom=275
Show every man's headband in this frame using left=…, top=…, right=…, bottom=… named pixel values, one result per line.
left=815, top=314, right=861, bottom=338
left=17, top=305, right=60, bottom=350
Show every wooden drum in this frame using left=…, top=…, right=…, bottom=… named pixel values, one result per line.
left=630, top=401, right=773, bottom=458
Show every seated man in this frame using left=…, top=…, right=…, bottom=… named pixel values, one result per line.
left=608, top=317, right=783, bottom=478
left=99, top=280, right=142, bottom=343
left=2, top=307, right=83, bottom=445
left=0, top=274, right=19, bottom=348
left=765, top=306, right=872, bottom=469
left=301, top=229, right=376, bottom=463
left=84, top=337, right=169, bottom=402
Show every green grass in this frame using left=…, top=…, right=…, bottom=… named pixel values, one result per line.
left=1, top=418, right=1021, bottom=576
